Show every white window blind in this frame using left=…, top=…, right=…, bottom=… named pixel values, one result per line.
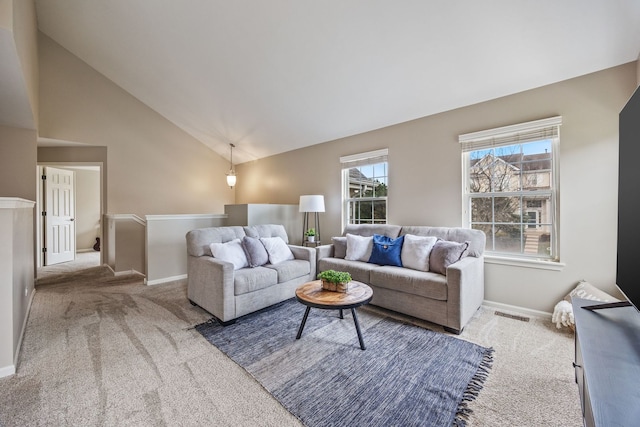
left=459, top=116, right=562, bottom=152
left=340, top=148, right=388, bottom=168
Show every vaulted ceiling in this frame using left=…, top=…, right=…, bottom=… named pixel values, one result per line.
left=31, top=1, right=640, bottom=163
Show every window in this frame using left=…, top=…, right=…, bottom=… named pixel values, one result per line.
left=460, top=117, right=561, bottom=260
left=340, top=149, right=388, bottom=227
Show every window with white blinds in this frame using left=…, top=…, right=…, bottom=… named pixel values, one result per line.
left=460, top=117, right=562, bottom=260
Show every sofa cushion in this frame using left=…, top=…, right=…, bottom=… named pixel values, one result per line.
left=399, top=226, right=485, bottom=258
left=186, top=226, right=247, bottom=257
left=430, top=240, right=470, bottom=275
left=234, top=266, right=278, bottom=295
left=209, top=239, right=249, bottom=270
left=370, top=266, right=448, bottom=301
left=260, top=237, right=295, bottom=265
left=318, top=258, right=378, bottom=284
left=265, top=259, right=311, bottom=283
left=245, top=224, right=289, bottom=243
left=345, top=233, right=373, bottom=262
left=242, top=236, right=269, bottom=267
left=331, top=236, right=347, bottom=259
left=401, top=234, right=439, bottom=272
left=368, top=234, right=404, bottom=267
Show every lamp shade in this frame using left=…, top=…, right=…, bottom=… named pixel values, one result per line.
left=299, top=195, right=325, bottom=212
left=226, top=173, right=236, bottom=188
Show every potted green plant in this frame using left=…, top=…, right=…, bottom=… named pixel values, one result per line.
left=317, top=270, right=352, bottom=292
left=305, top=228, right=316, bottom=242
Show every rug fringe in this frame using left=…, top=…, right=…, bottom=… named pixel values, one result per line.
left=453, top=347, right=494, bottom=427
left=187, top=317, right=218, bottom=331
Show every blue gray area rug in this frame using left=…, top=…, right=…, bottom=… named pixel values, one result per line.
left=195, top=299, right=493, bottom=427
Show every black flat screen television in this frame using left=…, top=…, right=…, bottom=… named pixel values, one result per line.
left=614, top=85, right=640, bottom=312
left=584, top=86, right=640, bottom=312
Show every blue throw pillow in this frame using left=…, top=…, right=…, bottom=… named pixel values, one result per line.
left=368, top=234, right=404, bottom=267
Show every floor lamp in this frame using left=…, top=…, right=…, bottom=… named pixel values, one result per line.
left=299, top=195, right=325, bottom=245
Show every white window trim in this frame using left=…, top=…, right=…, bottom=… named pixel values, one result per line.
left=340, top=149, right=389, bottom=229
left=484, top=254, right=565, bottom=271
left=460, top=117, right=562, bottom=262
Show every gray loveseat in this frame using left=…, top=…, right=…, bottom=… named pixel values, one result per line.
left=317, top=224, right=485, bottom=334
left=186, top=224, right=316, bottom=324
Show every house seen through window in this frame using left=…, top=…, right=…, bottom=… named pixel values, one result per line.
left=340, top=149, right=388, bottom=227
left=460, top=117, right=561, bottom=260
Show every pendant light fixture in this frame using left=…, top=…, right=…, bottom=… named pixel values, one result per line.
left=226, top=143, right=236, bottom=188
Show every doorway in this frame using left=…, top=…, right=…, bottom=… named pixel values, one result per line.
left=36, top=163, right=104, bottom=273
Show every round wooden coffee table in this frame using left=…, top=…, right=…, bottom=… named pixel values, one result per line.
left=295, top=280, right=373, bottom=350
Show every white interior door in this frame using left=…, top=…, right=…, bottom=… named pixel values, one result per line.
left=44, top=167, right=76, bottom=265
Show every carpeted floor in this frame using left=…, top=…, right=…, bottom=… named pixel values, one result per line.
left=37, top=251, right=101, bottom=279
left=196, top=299, right=493, bottom=426
left=0, top=267, right=582, bottom=426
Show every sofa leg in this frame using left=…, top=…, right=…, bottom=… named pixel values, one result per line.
left=444, top=326, right=462, bottom=335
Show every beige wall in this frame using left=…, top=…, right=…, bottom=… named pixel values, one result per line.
left=0, top=208, right=12, bottom=374
left=0, top=0, right=37, bottom=131
left=237, top=62, right=637, bottom=313
left=38, top=146, right=108, bottom=212
left=0, top=0, right=37, bottom=378
left=12, top=0, right=38, bottom=125
left=224, top=204, right=303, bottom=245
left=74, top=168, right=101, bottom=251
left=38, top=33, right=234, bottom=217
left=0, top=125, right=37, bottom=200
left=0, top=0, right=10, bottom=29
left=145, top=214, right=227, bottom=285
left=114, top=219, right=145, bottom=274
left=0, top=200, right=35, bottom=377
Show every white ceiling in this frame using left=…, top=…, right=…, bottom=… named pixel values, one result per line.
left=34, top=0, right=640, bottom=164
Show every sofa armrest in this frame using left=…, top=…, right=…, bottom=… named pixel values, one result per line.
left=289, top=244, right=313, bottom=261
left=187, top=255, right=236, bottom=322
left=289, top=245, right=317, bottom=281
left=316, top=244, right=335, bottom=261
left=445, top=256, right=485, bottom=332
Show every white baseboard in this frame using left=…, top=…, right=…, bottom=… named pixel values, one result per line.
left=146, top=274, right=187, bottom=286
left=76, top=248, right=96, bottom=253
left=0, top=364, right=15, bottom=378
left=105, top=265, right=145, bottom=278
left=4, top=288, right=37, bottom=378
left=113, top=269, right=144, bottom=277
left=14, top=289, right=36, bottom=366
left=483, top=299, right=552, bottom=319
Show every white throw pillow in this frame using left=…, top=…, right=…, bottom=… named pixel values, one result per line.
left=260, top=237, right=294, bottom=265
left=210, top=239, right=249, bottom=270
left=345, top=233, right=374, bottom=262
left=401, top=234, right=438, bottom=272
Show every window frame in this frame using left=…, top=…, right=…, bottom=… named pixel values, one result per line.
left=340, top=149, right=389, bottom=229
left=460, top=117, right=562, bottom=262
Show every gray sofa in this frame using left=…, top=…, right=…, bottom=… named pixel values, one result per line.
left=317, top=224, right=485, bottom=334
left=186, top=224, right=316, bottom=324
